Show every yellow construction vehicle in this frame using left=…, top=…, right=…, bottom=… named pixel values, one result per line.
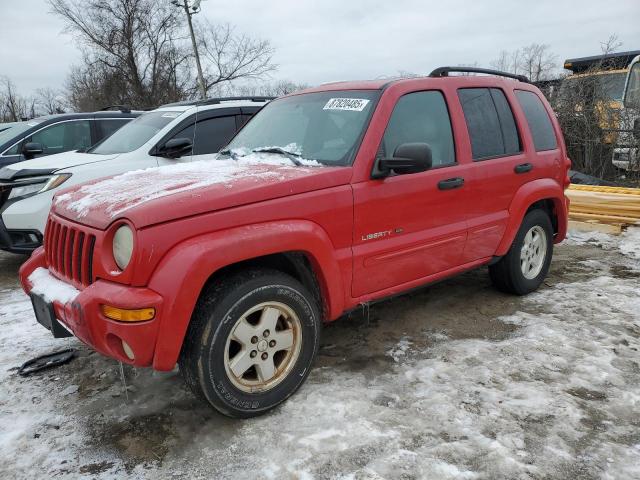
left=615, top=55, right=640, bottom=171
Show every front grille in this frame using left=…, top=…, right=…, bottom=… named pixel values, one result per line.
left=44, top=217, right=96, bottom=288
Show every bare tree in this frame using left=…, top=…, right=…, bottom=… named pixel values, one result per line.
left=196, top=21, right=276, bottom=94
left=0, top=77, right=31, bottom=121
left=600, top=34, right=622, bottom=55
left=49, top=0, right=190, bottom=109
left=518, top=43, right=558, bottom=82
left=36, top=87, right=66, bottom=114
left=65, top=61, right=131, bottom=111
left=229, top=80, right=309, bottom=97
left=490, top=44, right=557, bottom=81
left=490, top=49, right=521, bottom=74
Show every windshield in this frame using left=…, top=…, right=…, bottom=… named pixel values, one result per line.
left=224, top=90, right=379, bottom=166
left=89, top=110, right=181, bottom=155
left=624, top=62, right=640, bottom=108
left=561, top=72, right=627, bottom=102
left=0, top=119, right=43, bottom=148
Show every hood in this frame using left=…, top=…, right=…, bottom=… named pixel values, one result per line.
left=53, top=154, right=352, bottom=229
left=0, top=151, right=119, bottom=180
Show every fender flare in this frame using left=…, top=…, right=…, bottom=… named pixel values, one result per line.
left=147, top=220, right=345, bottom=370
left=495, top=179, right=568, bottom=256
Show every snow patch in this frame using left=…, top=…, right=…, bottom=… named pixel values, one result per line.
left=568, top=226, right=640, bottom=265
left=55, top=152, right=322, bottom=219
left=619, top=226, right=640, bottom=260
left=2, top=234, right=640, bottom=478
left=28, top=267, right=79, bottom=304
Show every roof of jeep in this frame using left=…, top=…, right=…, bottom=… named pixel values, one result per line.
left=292, top=75, right=531, bottom=97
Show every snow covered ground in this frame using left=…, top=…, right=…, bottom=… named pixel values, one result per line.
left=0, top=229, right=639, bottom=479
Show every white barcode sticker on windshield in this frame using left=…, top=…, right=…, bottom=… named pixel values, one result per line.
left=323, top=98, right=370, bottom=112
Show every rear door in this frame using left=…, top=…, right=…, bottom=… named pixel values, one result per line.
left=513, top=89, right=561, bottom=182
left=457, top=87, right=532, bottom=262
left=352, top=90, right=472, bottom=297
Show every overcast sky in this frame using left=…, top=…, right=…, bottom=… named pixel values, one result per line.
left=1, top=0, right=639, bottom=96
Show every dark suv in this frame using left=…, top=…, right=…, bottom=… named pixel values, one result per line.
left=0, top=107, right=139, bottom=168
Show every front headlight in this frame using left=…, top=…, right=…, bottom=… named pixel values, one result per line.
left=8, top=174, right=72, bottom=200
left=112, top=225, right=134, bottom=271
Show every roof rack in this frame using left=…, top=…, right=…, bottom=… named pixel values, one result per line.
left=161, top=96, right=275, bottom=108
left=99, top=104, right=132, bottom=113
left=197, top=96, right=275, bottom=106
left=429, top=67, right=529, bottom=83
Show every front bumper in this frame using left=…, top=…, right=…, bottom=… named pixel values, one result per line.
left=0, top=215, right=42, bottom=254
left=612, top=148, right=639, bottom=172
left=20, top=249, right=166, bottom=368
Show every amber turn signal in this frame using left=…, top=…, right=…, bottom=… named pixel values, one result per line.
left=101, top=305, right=155, bottom=322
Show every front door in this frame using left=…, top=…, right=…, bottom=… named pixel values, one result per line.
left=156, top=109, right=241, bottom=166
left=352, top=90, right=473, bottom=298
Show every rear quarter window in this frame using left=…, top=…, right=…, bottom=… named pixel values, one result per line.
left=515, top=90, right=558, bottom=151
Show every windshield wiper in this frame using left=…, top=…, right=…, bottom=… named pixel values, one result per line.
left=252, top=146, right=303, bottom=166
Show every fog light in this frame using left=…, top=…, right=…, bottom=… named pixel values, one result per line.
left=122, top=340, right=135, bottom=360
left=101, top=305, right=155, bottom=322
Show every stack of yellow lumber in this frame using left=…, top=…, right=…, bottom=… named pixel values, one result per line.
left=567, top=184, right=640, bottom=233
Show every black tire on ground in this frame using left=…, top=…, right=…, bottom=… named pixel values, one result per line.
left=179, top=269, right=321, bottom=418
left=489, top=208, right=554, bottom=295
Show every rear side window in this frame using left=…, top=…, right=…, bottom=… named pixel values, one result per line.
left=515, top=90, right=558, bottom=151
left=381, top=91, right=455, bottom=167
left=458, top=88, right=520, bottom=160
left=490, top=89, right=520, bottom=154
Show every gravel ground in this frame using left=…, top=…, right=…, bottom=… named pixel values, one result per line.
left=0, top=229, right=639, bottom=480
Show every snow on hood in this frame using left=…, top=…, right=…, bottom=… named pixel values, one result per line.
left=54, top=152, right=324, bottom=223
left=4, top=150, right=119, bottom=174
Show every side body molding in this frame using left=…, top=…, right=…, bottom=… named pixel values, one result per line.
left=147, top=220, right=345, bottom=370
left=495, top=178, right=568, bottom=256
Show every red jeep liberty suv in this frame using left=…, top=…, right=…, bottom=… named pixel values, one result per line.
left=20, top=67, right=570, bottom=418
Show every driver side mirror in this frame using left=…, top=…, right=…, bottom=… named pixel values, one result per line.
left=372, top=143, right=433, bottom=179
left=157, top=137, right=193, bottom=159
left=22, top=142, right=44, bottom=159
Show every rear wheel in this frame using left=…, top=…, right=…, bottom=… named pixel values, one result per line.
left=489, top=209, right=553, bottom=295
left=179, top=269, right=321, bottom=418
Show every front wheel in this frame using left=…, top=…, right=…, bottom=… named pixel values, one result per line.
left=489, top=209, right=554, bottom=295
left=179, top=269, right=321, bottom=418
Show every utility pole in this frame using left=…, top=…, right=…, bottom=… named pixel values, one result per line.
left=173, top=0, right=207, bottom=99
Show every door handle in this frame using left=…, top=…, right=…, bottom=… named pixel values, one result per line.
left=438, top=177, right=464, bottom=190
left=514, top=163, right=533, bottom=174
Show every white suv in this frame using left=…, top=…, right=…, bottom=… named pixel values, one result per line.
left=0, top=97, right=270, bottom=253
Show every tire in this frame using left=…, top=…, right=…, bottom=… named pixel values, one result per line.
left=489, top=209, right=554, bottom=295
left=179, top=269, right=321, bottom=418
